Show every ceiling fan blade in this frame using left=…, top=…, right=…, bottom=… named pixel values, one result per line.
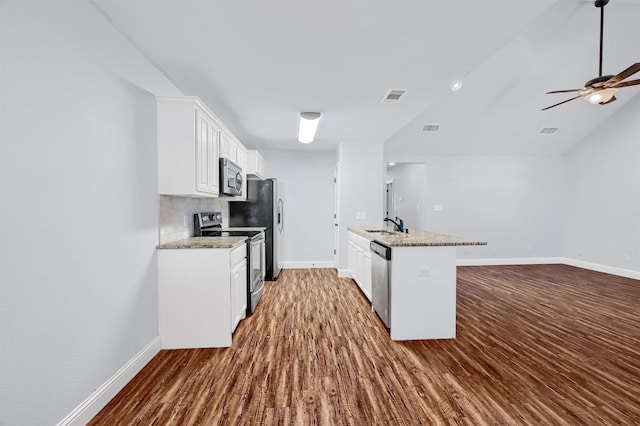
left=605, top=63, right=640, bottom=86
left=599, top=95, right=616, bottom=105
left=612, top=78, right=640, bottom=88
left=546, top=89, right=583, bottom=94
left=541, top=94, right=583, bottom=111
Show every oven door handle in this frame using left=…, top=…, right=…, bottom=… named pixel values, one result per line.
left=260, top=239, right=266, bottom=280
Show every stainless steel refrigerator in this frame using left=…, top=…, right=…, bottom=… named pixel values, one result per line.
left=229, top=178, right=282, bottom=281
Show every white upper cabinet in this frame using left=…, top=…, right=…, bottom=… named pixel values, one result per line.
left=246, top=150, right=265, bottom=179
left=196, top=111, right=221, bottom=194
left=157, top=97, right=220, bottom=197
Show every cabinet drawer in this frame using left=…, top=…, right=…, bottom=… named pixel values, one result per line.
left=230, top=242, right=247, bottom=266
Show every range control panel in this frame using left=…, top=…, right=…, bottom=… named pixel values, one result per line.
left=195, top=211, right=223, bottom=230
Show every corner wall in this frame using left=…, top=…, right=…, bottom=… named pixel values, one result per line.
left=337, top=142, right=385, bottom=272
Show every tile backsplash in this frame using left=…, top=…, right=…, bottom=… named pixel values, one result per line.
left=159, top=195, right=230, bottom=244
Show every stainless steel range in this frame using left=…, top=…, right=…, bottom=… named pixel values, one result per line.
left=194, top=212, right=266, bottom=315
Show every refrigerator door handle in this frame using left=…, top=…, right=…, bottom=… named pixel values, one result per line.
left=277, top=198, right=283, bottom=232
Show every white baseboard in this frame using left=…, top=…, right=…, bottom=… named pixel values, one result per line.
left=562, top=257, right=640, bottom=280
left=457, top=257, right=561, bottom=266
left=337, top=269, right=352, bottom=278
left=281, top=261, right=335, bottom=269
left=57, top=336, right=161, bottom=426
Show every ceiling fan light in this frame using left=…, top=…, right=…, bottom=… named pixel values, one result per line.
left=584, top=88, right=617, bottom=105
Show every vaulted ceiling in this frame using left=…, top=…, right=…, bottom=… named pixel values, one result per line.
left=94, top=0, right=640, bottom=155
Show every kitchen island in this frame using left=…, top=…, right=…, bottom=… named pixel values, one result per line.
left=348, top=226, right=486, bottom=341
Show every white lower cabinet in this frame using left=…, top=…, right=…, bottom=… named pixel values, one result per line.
left=158, top=242, right=247, bottom=349
left=230, top=244, right=247, bottom=333
left=348, top=231, right=372, bottom=301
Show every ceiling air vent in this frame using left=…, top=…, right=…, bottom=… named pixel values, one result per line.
left=539, top=127, right=558, bottom=135
left=381, top=89, right=407, bottom=103
left=422, top=124, right=440, bottom=132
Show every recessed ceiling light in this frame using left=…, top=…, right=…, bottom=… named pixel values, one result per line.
left=450, top=80, right=463, bottom=91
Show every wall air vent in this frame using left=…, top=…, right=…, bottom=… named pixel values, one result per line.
left=422, top=124, right=440, bottom=132
left=382, top=89, right=407, bottom=103
left=539, top=127, right=558, bottom=135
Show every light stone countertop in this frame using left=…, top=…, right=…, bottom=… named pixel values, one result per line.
left=157, top=236, right=246, bottom=249
left=348, top=226, right=487, bottom=247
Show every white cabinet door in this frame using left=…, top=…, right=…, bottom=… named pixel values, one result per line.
left=220, top=131, right=233, bottom=161
left=348, top=232, right=373, bottom=301
left=363, top=249, right=372, bottom=301
left=230, top=243, right=247, bottom=333
left=246, top=150, right=265, bottom=179
left=157, top=97, right=220, bottom=197
left=348, top=235, right=358, bottom=280
left=356, top=244, right=364, bottom=287
left=231, top=258, right=247, bottom=332
left=196, top=111, right=220, bottom=195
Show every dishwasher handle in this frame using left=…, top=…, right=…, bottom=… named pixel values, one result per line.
left=370, top=241, right=391, bottom=260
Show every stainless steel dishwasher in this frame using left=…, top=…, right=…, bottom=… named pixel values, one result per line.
left=370, top=241, right=391, bottom=328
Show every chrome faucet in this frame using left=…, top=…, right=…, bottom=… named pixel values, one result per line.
left=384, top=216, right=404, bottom=232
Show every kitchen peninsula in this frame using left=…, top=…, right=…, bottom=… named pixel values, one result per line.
left=348, top=226, right=486, bottom=341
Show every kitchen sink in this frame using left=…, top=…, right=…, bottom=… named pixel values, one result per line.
left=365, top=229, right=394, bottom=235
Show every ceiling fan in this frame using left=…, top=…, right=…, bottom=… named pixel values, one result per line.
left=542, top=0, right=640, bottom=111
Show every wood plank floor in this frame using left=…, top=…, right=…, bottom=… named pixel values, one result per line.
left=90, top=265, right=640, bottom=425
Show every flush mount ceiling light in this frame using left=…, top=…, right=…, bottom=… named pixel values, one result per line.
left=298, top=112, right=321, bottom=144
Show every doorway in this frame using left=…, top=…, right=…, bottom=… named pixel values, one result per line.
left=385, top=181, right=394, bottom=220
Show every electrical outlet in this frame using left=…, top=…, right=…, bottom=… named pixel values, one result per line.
left=356, top=211, right=362, bottom=220
left=183, top=215, right=188, bottom=228
left=362, top=211, right=367, bottom=220
left=433, top=204, right=443, bottom=212
left=418, top=267, right=432, bottom=277
left=623, top=253, right=630, bottom=262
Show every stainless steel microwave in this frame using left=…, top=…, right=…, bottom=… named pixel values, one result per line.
left=220, top=158, right=243, bottom=196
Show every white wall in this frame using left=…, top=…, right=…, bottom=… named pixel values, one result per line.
left=261, top=149, right=336, bottom=267
left=563, top=94, right=640, bottom=276
left=384, top=154, right=565, bottom=262
left=0, top=2, right=181, bottom=424
left=386, top=163, right=426, bottom=231
left=424, top=156, right=565, bottom=261
left=337, top=142, right=385, bottom=272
